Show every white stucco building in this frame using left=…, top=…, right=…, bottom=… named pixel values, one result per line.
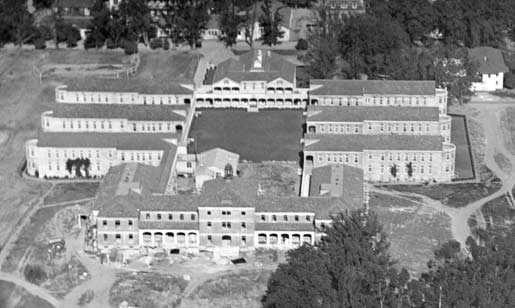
left=469, top=47, right=509, bottom=92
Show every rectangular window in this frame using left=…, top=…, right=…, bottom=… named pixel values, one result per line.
left=241, top=211, right=246, bottom=216
left=102, top=220, right=107, bottom=226
left=103, top=234, right=108, bottom=241
left=115, top=220, right=120, bottom=228
left=180, top=214, right=184, bottom=220
left=157, top=214, right=162, bottom=220
left=191, top=214, right=195, bottom=220
left=128, top=234, right=133, bottom=240
left=207, top=221, right=212, bottom=227
left=241, top=222, right=246, bottom=228
left=128, top=220, right=133, bottom=227
left=261, top=215, right=266, bottom=221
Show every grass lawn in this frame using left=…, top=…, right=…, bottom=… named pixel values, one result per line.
left=43, top=182, right=100, bottom=205
left=188, top=109, right=304, bottom=162
left=470, top=193, right=515, bottom=234
left=450, top=114, right=475, bottom=180
left=370, top=192, right=453, bottom=277
left=0, top=280, right=54, bottom=308
left=46, top=50, right=128, bottom=65
left=501, top=107, right=515, bottom=155
left=136, top=52, right=200, bottom=83
left=382, top=179, right=502, bottom=208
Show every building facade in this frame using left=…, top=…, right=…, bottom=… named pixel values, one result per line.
left=302, top=80, right=455, bottom=186
left=195, top=49, right=309, bottom=111
left=93, top=164, right=364, bottom=253
left=469, top=47, right=509, bottom=92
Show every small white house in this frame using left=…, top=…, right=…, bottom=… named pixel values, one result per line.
left=469, top=47, right=509, bottom=92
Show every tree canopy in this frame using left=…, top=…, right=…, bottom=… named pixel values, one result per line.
left=264, top=209, right=515, bottom=307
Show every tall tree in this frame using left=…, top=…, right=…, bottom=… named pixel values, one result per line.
left=259, top=0, right=285, bottom=46
left=0, top=0, right=36, bottom=47
left=263, top=210, right=410, bottom=307
left=218, top=0, right=244, bottom=47
left=180, top=0, right=210, bottom=48
left=119, top=0, right=153, bottom=47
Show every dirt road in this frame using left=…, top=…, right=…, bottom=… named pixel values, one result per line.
left=374, top=103, right=515, bottom=248
left=0, top=272, right=59, bottom=307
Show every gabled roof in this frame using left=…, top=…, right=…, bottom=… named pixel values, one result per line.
left=37, top=131, right=179, bottom=150
left=304, top=134, right=444, bottom=152
left=309, top=164, right=364, bottom=207
left=309, top=80, right=436, bottom=96
left=53, top=103, right=188, bottom=122
left=469, top=47, right=509, bottom=75
left=198, top=148, right=239, bottom=171
left=212, top=49, right=297, bottom=84
left=307, top=106, right=440, bottom=122
left=64, top=78, right=193, bottom=95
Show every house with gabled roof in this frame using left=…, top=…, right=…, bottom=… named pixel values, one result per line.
left=469, top=47, right=509, bottom=92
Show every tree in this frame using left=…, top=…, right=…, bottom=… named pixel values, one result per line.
left=33, top=0, right=54, bottom=10
left=86, top=0, right=113, bottom=48
left=433, top=46, right=479, bottom=104
left=218, top=0, right=244, bottom=47
left=162, top=0, right=210, bottom=47
left=242, top=1, right=259, bottom=48
left=387, top=0, right=435, bottom=43
left=118, top=0, right=154, bottom=47
left=24, top=264, right=48, bottom=285
left=259, top=0, right=285, bottom=46
left=406, top=162, right=413, bottom=177
left=0, top=0, right=36, bottom=47
left=390, top=164, right=397, bottom=178
left=263, top=210, right=410, bottom=307
left=279, top=0, right=316, bottom=8
left=300, top=7, right=342, bottom=79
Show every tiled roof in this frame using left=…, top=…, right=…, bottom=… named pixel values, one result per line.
left=198, top=148, right=239, bottom=172
left=255, top=222, right=314, bottom=232
left=304, top=134, right=444, bottom=152
left=53, top=103, right=187, bottom=121
left=213, top=50, right=297, bottom=84
left=37, top=131, right=179, bottom=150
left=64, top=79, right=193, bottom=95
left=139, top=221, right=199, bottom=230
left=207, top=14, right=221, bottom=29
left=309, top=164, right=364, bottom=206
left=309, top=80, right=436, bottom=96
left=307, top=106, right=440, bottom=122
left=469, top=47, right=509, bottom=74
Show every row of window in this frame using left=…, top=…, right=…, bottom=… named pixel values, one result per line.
left=102, top=219, right=134, bottom=228
left=143, top=213, right=196, bottom=221
left=58, top=92, right=189, bottom=105
left=44, top=149, right=161, bottom=162
left=313, top=122, right=440, bottom=135
left=259, top=214, right=312, bottom=222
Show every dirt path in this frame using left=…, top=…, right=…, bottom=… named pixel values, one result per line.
left=0, top=272, right=59, bottom=307
left=374, top=103, right=515, bottom=248
left=58, top=229, right=120, bottom=308
left=0, top=183, right=55, bottom=267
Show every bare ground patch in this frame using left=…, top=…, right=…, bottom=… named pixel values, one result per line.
left=370, top=192, right=453, bottom=277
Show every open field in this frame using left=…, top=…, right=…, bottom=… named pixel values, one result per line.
left=0, top=280, right=54, bottom=308
left=136, top=51, right=200, bottom=82
left=0, top=50, right=58, bottom=250
left=188, top=109, right=304, bottom=162
left=450, top=114, right=475, bottom=180
left=369, top=192, right=453, bottom=276
left=239, top=163, right=300, bottom=197
left=43, top=182, right=99, bottom=205
left=381, top=180, right=502, bottom=208
left=469, top=193, right=515, bottom=235
left=45, top=50, right=128, bottom=65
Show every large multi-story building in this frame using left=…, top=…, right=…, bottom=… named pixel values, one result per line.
left=25, top=49, right=457, bottom=253
left=301, top=80, right=455, bottom=187
left=92, top=162, right=365, bottom=253
left=195, top=49, right=309, bottom=111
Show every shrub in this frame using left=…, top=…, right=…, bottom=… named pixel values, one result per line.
left=295, top=38, right=308, bottom=50
left=24, top=264, right=48, bottom=285
left=149, top=38, right=163, bottom=50
left=78, top=290, right=94, bottom=306
left=33, top=37, right=46, bottom=50
left=504, top=72, right=515, bottom=89
left=123, top=40, right=138, bottom=55
left=106, top=38, right=117, bottom=49
left=163, top=39, right=170, bottom=50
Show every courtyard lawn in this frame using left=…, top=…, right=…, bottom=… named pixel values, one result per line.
left=188, top=109, right=304, bottom=162
left=450, top=114, right=475, bottom=180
